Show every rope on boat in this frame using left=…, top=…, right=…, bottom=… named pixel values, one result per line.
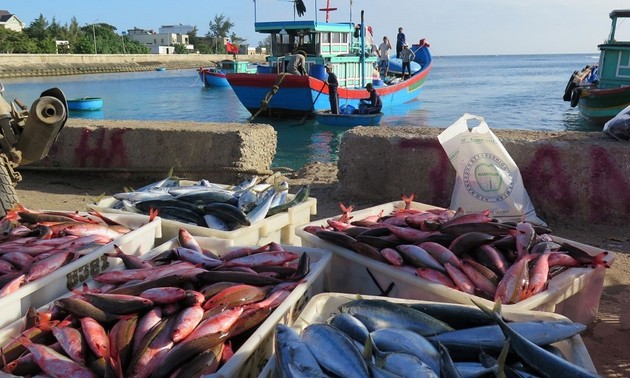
left=248, top=73, right=289, bottom=123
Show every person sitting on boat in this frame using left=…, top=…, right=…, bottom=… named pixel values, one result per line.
left=400, top=43, right=415, bottom=80
left=360, top=83, right=382, bottom=114
left=326, top=64, right=339, bottom=114
left=287, top=50, right=307, bottom=75
left=378, top=36, right=392, bottom=76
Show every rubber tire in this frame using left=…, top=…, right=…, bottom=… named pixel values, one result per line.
left=0, top=164, right=19, bottom=219
left=570, top=88, right=581, bottom=108
left=563, top=73, right=577, bottom=101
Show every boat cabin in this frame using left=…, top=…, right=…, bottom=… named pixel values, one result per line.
left=254, top=20, right=378, bottom=88
left=598, top=10, right=630, bottom=89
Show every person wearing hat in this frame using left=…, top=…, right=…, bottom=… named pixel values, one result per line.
left=325, top=63, right=339, bottom=114
left=360, top=82, right=382, bottom=114
left=396, top=27, right=406, bottom=59
left=400, top=43, right=415, bottom=80
left=287, top=50, right=306, bottom=75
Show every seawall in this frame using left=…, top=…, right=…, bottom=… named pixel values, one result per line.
left=18, top=119, right=630, bottom=227
left=0, top=53, right=266, bottom=78
left=337, top=127, right=630, bottom=227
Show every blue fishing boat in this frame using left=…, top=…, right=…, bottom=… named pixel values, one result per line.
left=67, top=97, right=103, bottom=111
left=198, top=60, right=258, bottom=88
left=155, top=67, right=167, bottom=71
left=564, top=9, right=630, bottom=124
left=226, top=0, right=432, bottom=119
left=314, top=110, right=383, bottom=126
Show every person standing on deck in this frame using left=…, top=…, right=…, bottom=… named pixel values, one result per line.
left=396, top=27, right=406, bottom=59
left=287, top=50, right=306, bottom=75
left=378, top=36, right=392, bottom=76
left=325, top=64, right=339, bottom=114
left=400, top=43, right=415, bottom=80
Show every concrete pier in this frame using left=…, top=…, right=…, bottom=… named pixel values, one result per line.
left=336, top=127, right=630, bottom=226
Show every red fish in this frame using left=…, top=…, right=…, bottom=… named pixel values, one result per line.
left=15, top=335, right=97, bottom=378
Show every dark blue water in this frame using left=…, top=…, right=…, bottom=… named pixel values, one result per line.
left=1, top=54, right=600, bottom=170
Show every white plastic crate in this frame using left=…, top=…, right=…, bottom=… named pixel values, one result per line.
left=90, top=195, right=317, bottom=246
left=296, top=200, right=615, bottom=325
left=0, top=236, right=331, bottom=378
left=259, top=293, right=597, bottom=377
left=0, top=212, right=162, bottom=329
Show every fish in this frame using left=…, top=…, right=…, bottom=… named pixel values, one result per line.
left=14, top=335, right=97, bottom=378
left=274, top=323, right=327, bottom=378
left=396, top=244, right=445, bottom=272
left=301, top=323, right=369, bottom=378
left=326, top=313, right=369, bottom=344
left=427, top=319, right=587, bottom=357
left=370, top=328, right=440, bottom=374
left=474, top=301, right=600, bottom=378
left=340, top=299, right=454, bottom=336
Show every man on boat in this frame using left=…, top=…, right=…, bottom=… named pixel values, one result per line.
left=396, top=27, right=406, bottom=59
left=326, top=63, right=339, bottom=114
left=360, top=83, right=382, bottom=114
left=400, top=43, right=415, bottom=80
left=287, top=50, right=307, bottom=75
left=378, top=36, right=392, bottom=76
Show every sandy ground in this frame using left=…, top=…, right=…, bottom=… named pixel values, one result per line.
left=13, top=164, right=630, bottom=377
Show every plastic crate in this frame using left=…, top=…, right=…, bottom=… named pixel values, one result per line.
left=0, top=236, right=331, bottom=378
left=90, top=195, right=317, bottom=246
left=0, top=212, right=161, bottom=329
left=295, top=200, right=615, bottom=325
left=258, top=293, right=597, bottom=377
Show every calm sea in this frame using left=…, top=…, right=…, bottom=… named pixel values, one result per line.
left=1, top=53, right=600, bottom=170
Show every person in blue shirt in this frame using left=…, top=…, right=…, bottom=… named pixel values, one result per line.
left=325, top=64, right=339, bottom=114
left=396, top=27, right=406, bottom=59
left=360, top=83, right=382, bottom=114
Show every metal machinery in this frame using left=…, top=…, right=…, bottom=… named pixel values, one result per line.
left=0, top=82, right=68, bottom=217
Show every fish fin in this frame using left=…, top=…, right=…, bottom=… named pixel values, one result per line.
left=87, top=192, right=106, bottom=205
left=401, top=193, right=415, bottom=209
left=496, top=338, right=510, bottom=378
left=149, top=208, right=159, bottom=222
left=362, top=333, right=373, bottom=361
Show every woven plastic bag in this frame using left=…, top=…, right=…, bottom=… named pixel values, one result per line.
left=438, top=114, right=546, bottom=226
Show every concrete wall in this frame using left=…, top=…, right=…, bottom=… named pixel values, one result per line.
left=0, top=54, right=267, bottom=77
left=25, top=119, right=277, bottom=184
left=337, top=127, right=630, bottom=227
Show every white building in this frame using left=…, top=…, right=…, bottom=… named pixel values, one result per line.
left=127, top=27, right=193, bottom=54
left=0, top=10, right=24, bottom=32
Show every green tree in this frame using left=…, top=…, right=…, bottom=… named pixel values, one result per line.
left=0, top=28, right=36, bottom=53
left=208, top=13, right=234, bottom=53
left=173, top=43, right=187, bottom=54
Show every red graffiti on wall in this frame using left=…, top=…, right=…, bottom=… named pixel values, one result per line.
left=521, top=145, right=577, bottom=214
left=398, top=139, right=452, bottom=205
left=74, top=128, right=129, bottom=168
left=588, top=146, right=630, bottom=221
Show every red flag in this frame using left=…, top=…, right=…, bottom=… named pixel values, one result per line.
left=226, top=42, right=239, bottom=54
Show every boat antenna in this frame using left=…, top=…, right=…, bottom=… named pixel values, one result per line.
left=360, top=10, right=365, bottom=88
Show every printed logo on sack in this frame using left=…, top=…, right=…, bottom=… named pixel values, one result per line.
left=463, top=153, right=514, bottom=202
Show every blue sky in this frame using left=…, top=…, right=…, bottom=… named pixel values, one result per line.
left=4, top=0, right=630, bottom=56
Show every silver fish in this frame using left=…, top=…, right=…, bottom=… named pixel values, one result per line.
left=370, top=328, right=440, bottom=375
left=302, top=323, right=369, bottom=378
left=340, top=299, right=454, bottom=336
left=274, top=324, right=327, bottom=378
left=382, top=352, right=438, bottom=378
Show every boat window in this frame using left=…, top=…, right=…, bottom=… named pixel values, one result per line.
left=332, top=32, right=341, bottom=43
left=321, top=33, right=330, bottom=43
left=613, top=18, right=630, bottom=42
